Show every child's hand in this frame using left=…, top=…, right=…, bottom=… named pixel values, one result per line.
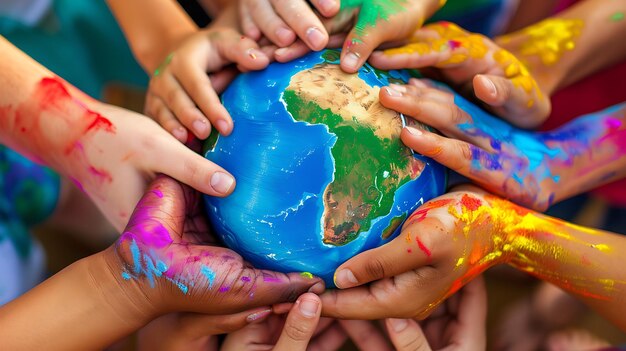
left=221, top=294, right=348, bottom=351
left=237, top=0, right=338, bottom=51
left=105, top=175, right=324, bottom=318
left=320, top=186, right=505, bottom=319
left=145, top=27, right=271, bottom=142
left=273, top=0, right=445, bottom=73
left=380, top=79, right=560, bottom=210
left=384, top=277, right=487, bottom=351
left=370, top=22, right=550, bottom=128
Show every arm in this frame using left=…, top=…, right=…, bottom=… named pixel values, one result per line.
left=106, top=0, right=198, bottom=73
left=497, top=0, right=626, bottom=95
left=0, top=252, right=152, bottom=350
left=321, top=186, right=626, bottom=332
left=0, top=36, right=237, bottom=230
left=381, top=79, right=626, bottom=210
left=0, top=176, right=323, bottom=350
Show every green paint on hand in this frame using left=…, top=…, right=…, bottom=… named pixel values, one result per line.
left=340, top=0, right=408, bottom=38
left=300, top=272, right=314, bottom=279
left=153, top=53, right=173, bottom=77
left=610, top=12, right=624, bottom=22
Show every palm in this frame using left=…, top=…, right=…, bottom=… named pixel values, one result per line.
left=114, top=176, right=323, bottom=315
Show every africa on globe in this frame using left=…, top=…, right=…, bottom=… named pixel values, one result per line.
left=204, top=50, right=447, bottom=285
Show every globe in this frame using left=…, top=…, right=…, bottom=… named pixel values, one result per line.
left=204, top=50, right=447, bottom=286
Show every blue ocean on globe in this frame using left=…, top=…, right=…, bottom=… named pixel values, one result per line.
left=204, top=50, right=447, bottom=286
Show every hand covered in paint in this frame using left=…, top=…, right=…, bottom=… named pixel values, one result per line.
left=221, top=294, right=351, bottom=351
left=237, top=0, right=338, bottom=52
left=146, top=26, right=272, bottom=142
left=106, top=175, right=324, bottom=317
left=381, top=80, right=626, bottom=210
left=273, top=0, right=446, bottom=73
left=370, top=22, right=550, bottom=128
left=320, top=185, right=502, bottom=319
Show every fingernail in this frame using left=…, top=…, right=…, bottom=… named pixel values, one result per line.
left=276, top=27, right=294, bottom=44
left=385, top=87, right=402, bottom=97
left=246, top=308, right=272, bottom=323
left=298, top=298, right=320, bottom=318
left=247, top=48, right=263, bottom=60
left=193, top=119, right=209, bottom=136
left=389, top=318, right=409, bottom=332
left=172, top=127, right=187, bottom=142
left=318, top=0, right=336, bottom=13
left=210, top=172, right=235, bottom=194
left=334, top=269, right=358, bottom=288
left=389, top=84, right=407, bottom=93
left=342, top=52, right=360, bottom=71
left=405, top=126, right=423, bottom=136
left=275, top=47, right=288, bottom=57
left=480, top=75, right=497, bottom=97
left=215, top=119, right=230, bottom=134
left=306, top=27, right=326, bottom=50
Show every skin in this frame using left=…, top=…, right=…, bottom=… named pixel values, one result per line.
left=0, top=36, right=238, bottom=231
left=0, top=176, right=322, bottom=350
left=371, top=0, right=626, bottom=128
left=322, top=185, right=626, bottom=332
left=270, top=0, right=445, bottom=73
left=237, top=0, right=339, bottom=51
left=370, top=21, right=550, bottom=128
left=381, top=80, right=626, bottom=211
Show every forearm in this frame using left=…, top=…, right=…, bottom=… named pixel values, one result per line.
left=0, top=252, right=153, bottom=350
left=0, top=37, right=113, bottom=182
left=106, top=0, right=198, bottom=73
left=500, top=205, right=626, bottom=330
left=543, top=102, right=626, bottom=203
left=497, top=0, right=626, bottom=95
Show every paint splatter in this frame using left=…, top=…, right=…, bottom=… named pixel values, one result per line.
left=340, top=0, right=408, bottom=38
left=300, top=272, right=314, bottom=279
left=610, top=12, right=624, bottom=22
left=416, top=238, right=432, bottom=258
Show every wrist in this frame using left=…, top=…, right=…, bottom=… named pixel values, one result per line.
left=93, top=247, right=163, bottom=326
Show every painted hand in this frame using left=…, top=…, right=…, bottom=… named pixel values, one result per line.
left=380, top=80, right=610, bottom=210
left=106, top=175, right=324, bottom=317
left=370, top=22, right=550, bottom=128
left=273, top=0, right=445, bottom=72
left=146, top=27, right=271, bottom=142
left=321, top=186, right=508, bottom=319
left=237, top=0, right=338, bottom=51
left=221, top=293, right=348, bottom=351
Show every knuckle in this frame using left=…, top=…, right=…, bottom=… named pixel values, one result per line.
left=363, top=258, right=388, bottom=280
left=284, top=319, right=314, bottom=341
left=458, top=142, right=473, bottom=163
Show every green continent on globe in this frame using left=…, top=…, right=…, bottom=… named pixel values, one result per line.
left=283, top=64, right=427, bottom=246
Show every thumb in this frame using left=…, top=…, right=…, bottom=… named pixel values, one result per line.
left=333, top=217, right=441, bottom=289
left=123, top=174, right=190, bottom=239
left=273, top=293, right=322, bottom=351
left=386, top=318, right=432, bottom=351
left=340, top=24, right=388, bottom=73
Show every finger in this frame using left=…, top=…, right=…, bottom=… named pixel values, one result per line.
left=275, top=40, right=311, bottom=63
left=209, top=67, right=238, bottom=94
left=399, top=127, right=508, bottom=191
left=474, top=74, right=549, bottom=129
left=320, top=285, right=391, bottom=319
left=248, top=0, right=296, bottom=47
left=309, top=0, right=340, bottom=17
left=150, top=71, right=212, bottom=139
left=332, top=216, right=443, bottom=289
left=151, top=136, right=236, bottom=196
left=273, top=293, right=322, bottom=351
left=145, top=94, right=188, bottom=143
left=386, top=318, right=431, bottom=351
left=454, top=275, right=488, bottom=348
left=340, top=28, right=387, bottom=73
left=271, top=0, right=328, bottom=51
left=178, top=307, right=273, bottom=336
left=339, top=320, right=393, bottom=351
left=239, top=1, right=262, bottom=40
left=308, top=322, right=348, bottom=351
